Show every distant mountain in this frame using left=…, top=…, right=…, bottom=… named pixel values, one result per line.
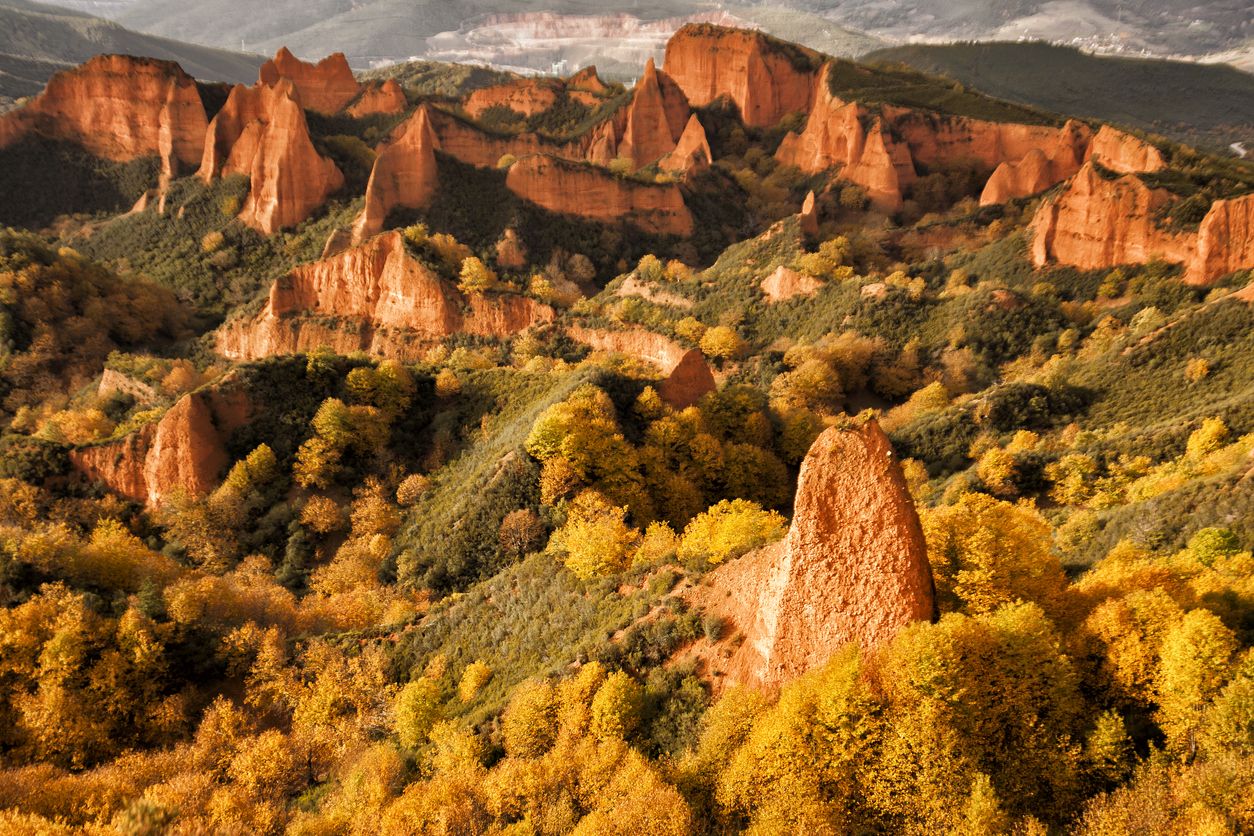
left=799, top=0, right=1252, bottom=58
left=90, top=0, right=883, bottom=70
left=0, top=0, right=263, bottom=100
left=867, top=41, right=1254, bottom=152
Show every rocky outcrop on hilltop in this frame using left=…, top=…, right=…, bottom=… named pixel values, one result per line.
left=664, top=24, right=818, bottom=128
left=0, top=55, right=208, bottom=171
left=70, top=382, right=252, bottom=507
left=777, top=64, right=1100, bottom=211
left=350, top=106, right=438, bottom=246
left=259, top=47, right=360, bottom=115
left=1031, top=163, right=1188, bottom=271
left=1030, top=162, right=1254, bottom=285
left=659, top=113, right=711, bottom=175
left=505, top=155, right=693, bottom=236
left=216, top=232, right=553, bottom=361
left=348, top=79, right=407, bottom=118
left=568, top=325, right=715, bottom=407
left=707, top=419, right=935, bottom=689
left=198, top=80, right=344, bottom=234
left=760, top=265, right=822, bottom=303
left=1087, top=125, right=1167, bottom=174
left=567, top=66, right=610, bottom=96
left=465, top=78, right=561, bottom=119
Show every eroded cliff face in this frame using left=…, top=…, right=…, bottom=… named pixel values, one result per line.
left=348, top=79, right=407, bottom=118
left=567, top=325, right=715, bottom=407
left=1031, top=162, right=1192, bottom=272
left=0, top=55, right=207, bottom=171
left=657, top=348, right=717, bottom=409
left=664, top=24, right=817, bottom=128
left=350, top=106, right=439, bottom=247
left=259, top=47, right=361, bottom=115
left=505, top=155, right=693, bottom=236
left=198, top=80, right=344, bottom=234
left=1087, top=125, right=1167, bottom=174
left=1187, top=194, right=1254, bottom=285
left=216, top=232, right=554, bottom=361
left=70, top=382, right=252, bottom=507
left=777, top=64, right=1101, bottom=211
left=712, top=420, right=935, bottom=689
left=760, top=265, right=822, bottom=303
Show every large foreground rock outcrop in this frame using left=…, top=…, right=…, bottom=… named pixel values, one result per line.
left=216, top=232, right=554, bottom=361
left=198, top=80, right=344, bottom=234
left=664, top=24, right=818, bottom=128
left=259, top=47, right=361, bottom=115
left=350, top=106, right=439, bottom=246
left=710, top=419, right=936, bottom=689
left=0, top=55, right=208, bottom=171
left=505, top=155, right=693, bottom=236
left=70, top=382, right=252, bottom=507
left=1030, top=162, right=1254, bottom=285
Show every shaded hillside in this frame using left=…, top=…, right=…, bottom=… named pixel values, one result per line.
left=0, top=0, right=263, bottom=98
left=867, top=41, right=1254, bottom=151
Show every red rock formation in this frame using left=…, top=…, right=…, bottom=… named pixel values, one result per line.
left=978, top=119, right=1091, bottom=205
left=465, top=78, right=561, bottom=119
left=664, top=24, right=818, bottom=128
left=1030, top=162, right=1192, bottom=272
left=505, top=155, right=693, bottom=236
left=660, top=113, right=712, bottom=175
left=425, top=106, right=619, bottom=169
left=620, top=58, right=688, bottom=169
left=718, top=419, right=935, bottom=689
left=0, top=55, right=207, bottom=170
left=259, top=47, right=360, bottom=115
left=1087, top=125, right=1167, bottom=174
left=760, top=265, right=822, bottom=303
left=348, top=79, right=407, bottom=118
left=567, top=325, right=692, bottom=373
left=70, top=383, right=252, bottom=507
left=199, top=80, right=344, bottom=234
left=216, top=232, right=554, bottom=361
left=495, top=227, right=528, bottom=270
left=657, top=348, right=716, bottom=409
left=351, top=105, right=438, bottom=246
left=1187, top=194, right=1254, bottom=285
left=568, top=66, right=610, bottom=95
left=798, top=190, right=819, bottom=236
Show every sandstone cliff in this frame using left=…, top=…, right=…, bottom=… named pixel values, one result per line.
left=664, top=24, right=818, bottom=128
left=567, top=325, right=715, bottom=408
left=348, top=79, right=407, bottom=118
left=709, top=419, right=935, bottom=689
left=259, top=47, right=360, bottom=115
left=0, top=55, right=207, bottom=172
left=351, top=105, right=439, bottom=246
left=505, top=155, right=693, bottom=236
left=216, top=232, right=554, bottom=361
left=199, top=80, right=344, bottom=234
left=70, top=382, right=252, bottom=507
left=657, top=348, right=717, bottom=409
left=1087, top=125, right=1167, bottom=174
left=1186, top=194, right=1254, bottom=285
left=1031, top=162, right=1193, bottom=272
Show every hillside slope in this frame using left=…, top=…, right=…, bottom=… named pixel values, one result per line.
left=867, top=41, right=1254, bottom=151
left=0, top=0, right=263, bottom=99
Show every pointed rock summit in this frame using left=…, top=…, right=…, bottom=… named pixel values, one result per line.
left=621, top=58, right=688, bottom=169
left=199, top=80, right=344, bottom=234
left=660, top=113, right=712, bottom=174
left=351, top=105, right=439, bottom=247
left=259, top=47, right=361, bottom=115
left=707, top=419, right=935, bottom=689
